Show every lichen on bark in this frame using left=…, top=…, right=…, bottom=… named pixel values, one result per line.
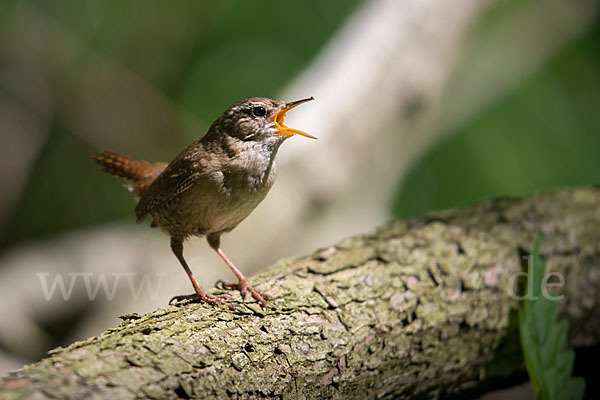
left=1, top=187, right=599, bottom=399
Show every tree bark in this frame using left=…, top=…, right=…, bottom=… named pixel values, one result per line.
left=1, top=187, right=599, bottom=399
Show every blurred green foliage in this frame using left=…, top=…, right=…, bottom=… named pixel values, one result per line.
left=394, top=18, right=600, bottom=218
left=1, top=124, right=126, bottom=245
left=28, top=0, right=359, bottom=125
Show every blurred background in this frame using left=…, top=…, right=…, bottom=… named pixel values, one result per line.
left=0, top=0, right=599, bottom=388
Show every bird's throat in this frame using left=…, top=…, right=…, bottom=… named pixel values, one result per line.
left=225, top=138, right=281, bottom=189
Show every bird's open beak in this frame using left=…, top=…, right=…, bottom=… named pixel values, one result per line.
left=274, top=97, right=316, bottom=139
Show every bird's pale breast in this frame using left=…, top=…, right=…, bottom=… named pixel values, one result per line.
left=151, top=142, right=278, bottom=239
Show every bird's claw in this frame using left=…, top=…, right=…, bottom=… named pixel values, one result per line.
left=170, top=292, right=237, bottom=310
left=201, top=292, right=237, bottom=310
left=216, top=279, right=270, bottom=307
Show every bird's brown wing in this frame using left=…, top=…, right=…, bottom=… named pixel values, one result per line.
left=134, top=145, right=205, bottom=223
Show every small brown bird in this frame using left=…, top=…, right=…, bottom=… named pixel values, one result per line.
left=93, top=97, right=315, bottom=309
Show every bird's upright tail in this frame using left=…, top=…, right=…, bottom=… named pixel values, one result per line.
left=92, top=149, right=167, bottom=197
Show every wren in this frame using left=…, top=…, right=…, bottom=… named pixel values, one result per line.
left=93, top=97, right=315, bottom=309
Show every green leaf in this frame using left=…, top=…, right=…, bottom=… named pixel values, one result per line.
left=518, top=233, right=585, bottom=400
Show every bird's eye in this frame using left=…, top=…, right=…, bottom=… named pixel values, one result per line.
left=253, top=106, right=266, bottom=117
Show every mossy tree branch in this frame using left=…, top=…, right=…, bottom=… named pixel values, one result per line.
left=1, top=187, right=599, bottom=399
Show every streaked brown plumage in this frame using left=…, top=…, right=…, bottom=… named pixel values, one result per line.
left=92, top=97, right=315, bottom=309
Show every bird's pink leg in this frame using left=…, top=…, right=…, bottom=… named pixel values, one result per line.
left=208, top=234, right=270, bottom=307
left=170, top=238, right=235, bottom=310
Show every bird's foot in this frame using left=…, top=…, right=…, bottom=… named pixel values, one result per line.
left=200, top=292, right=237, bottom=310
left=216, top=279, right=270, bottom=307
left=170, top=292, right=237, bottom=310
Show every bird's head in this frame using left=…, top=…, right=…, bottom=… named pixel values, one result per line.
left=214, top=97, right=316, bottom=145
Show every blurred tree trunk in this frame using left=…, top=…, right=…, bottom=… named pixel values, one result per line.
left=1, top=186, right=598, bottom=399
